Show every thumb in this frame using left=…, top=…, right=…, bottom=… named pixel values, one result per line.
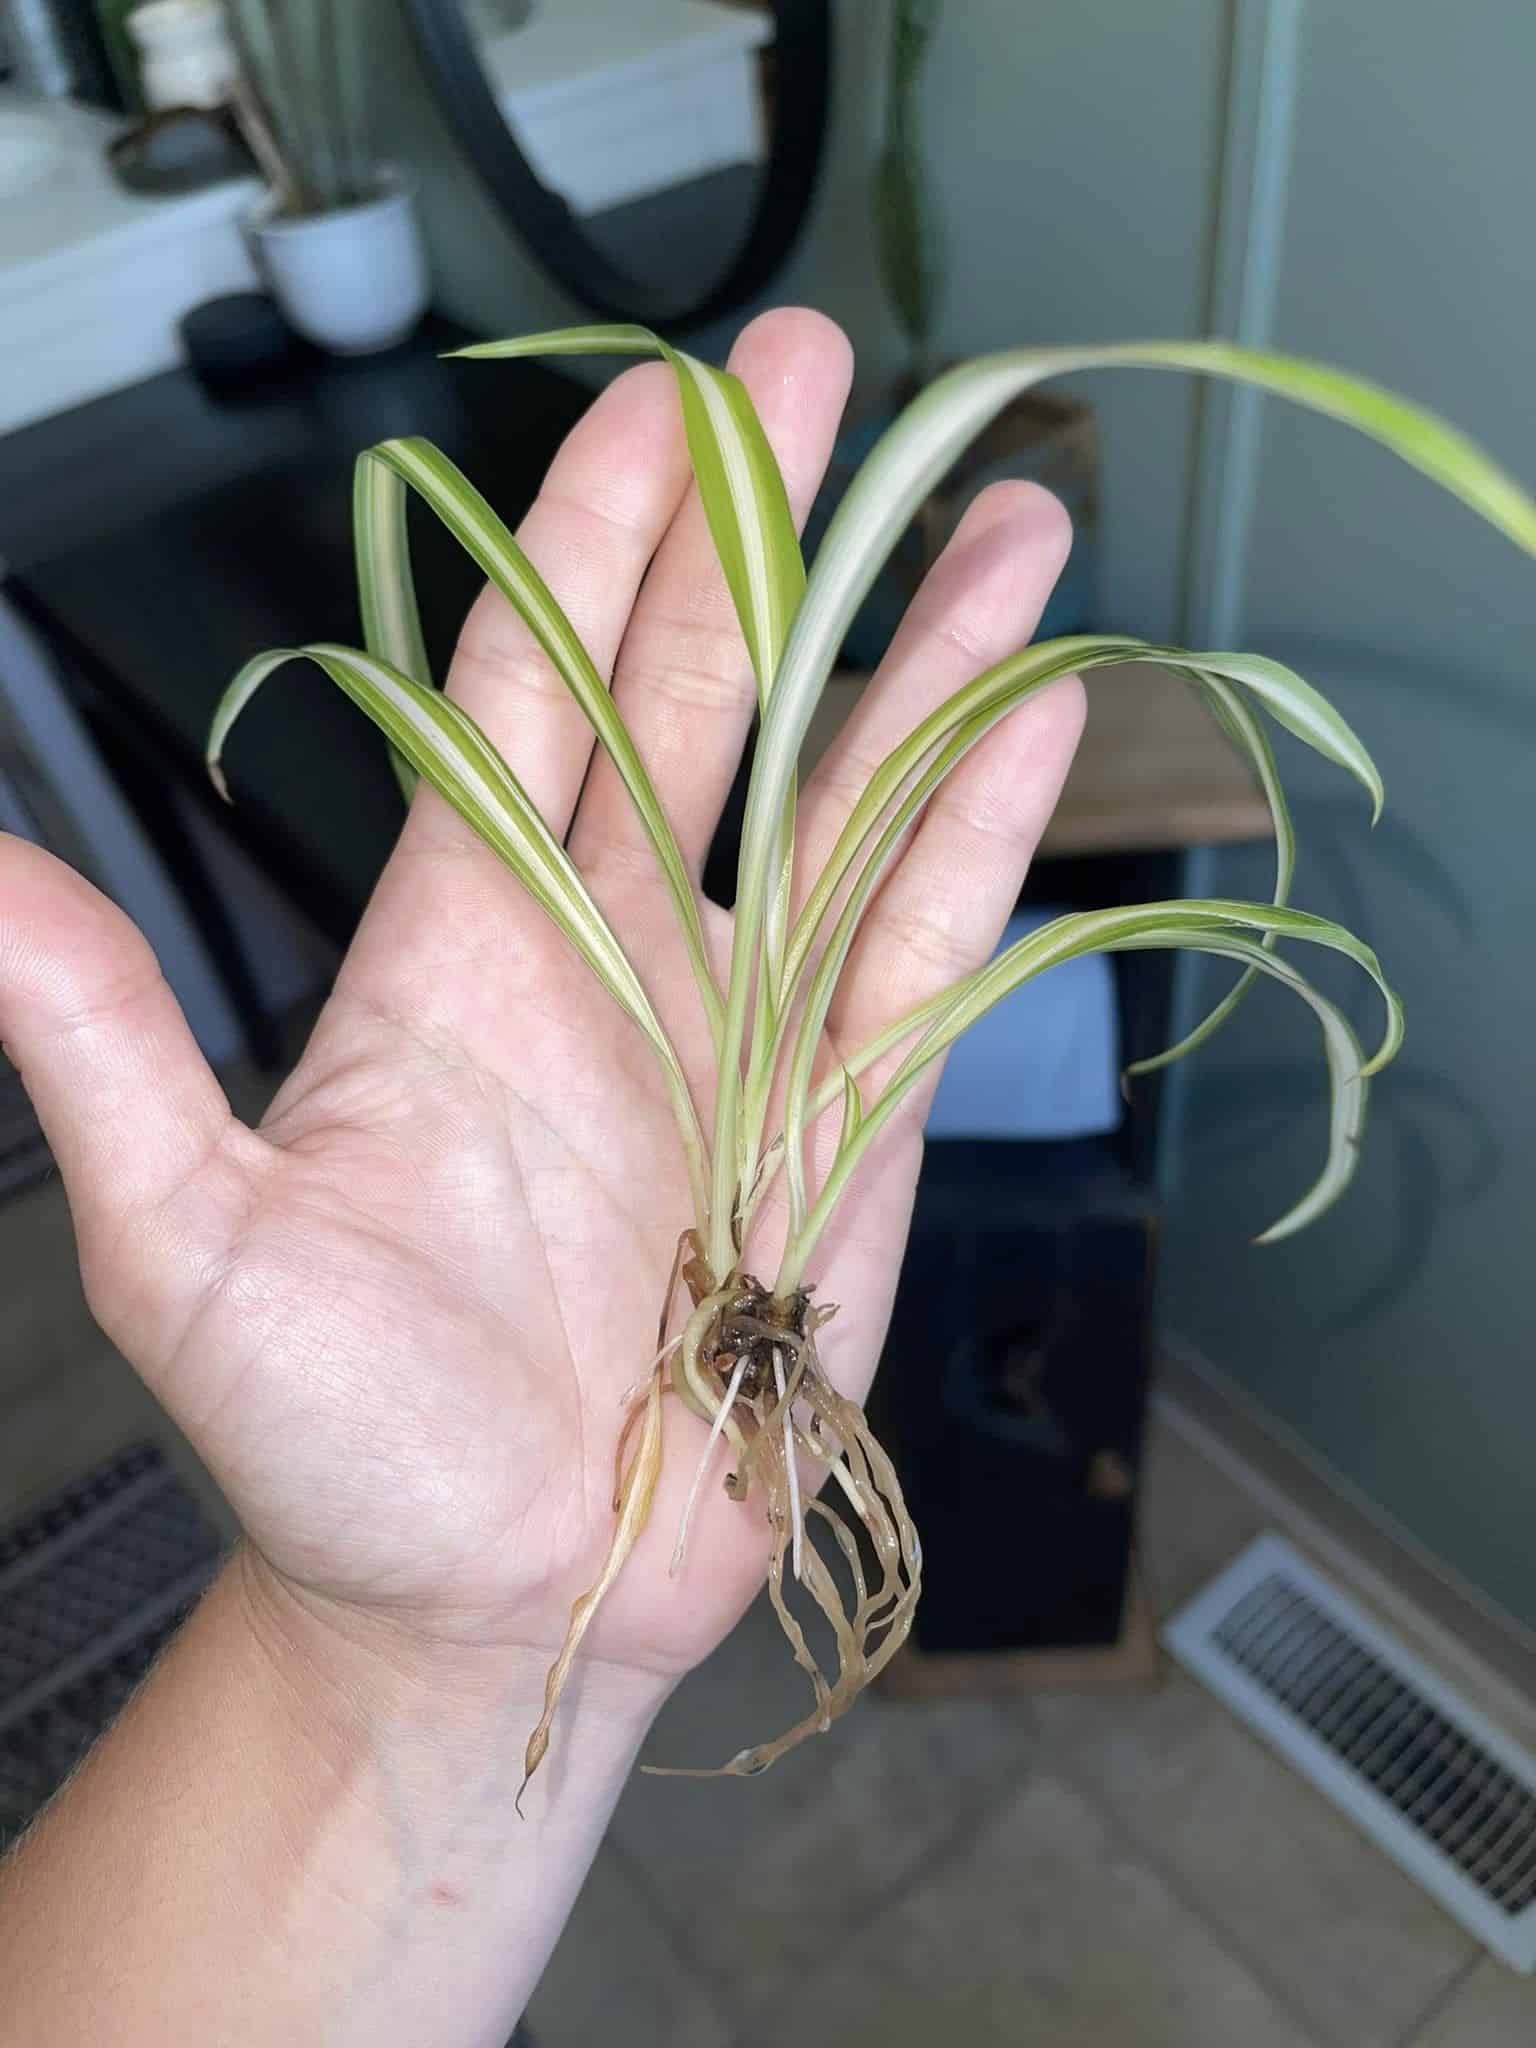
left=0, top=832, right=254, bottom=1350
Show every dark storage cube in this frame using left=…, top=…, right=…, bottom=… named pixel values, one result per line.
left=871, top=1138, right=1156, bottom=1655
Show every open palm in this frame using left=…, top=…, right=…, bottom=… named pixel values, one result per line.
left=0, top=311, right=1081, bottom=1700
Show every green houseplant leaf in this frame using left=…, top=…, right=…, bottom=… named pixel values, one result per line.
left=352, top=440, right=431, bottom=800
left=735, top=347, right=1536, bottom=1161
left=213, top=315, right=1536, bottom=1794
left=453, top=324, right=815, bottom=1244
left=451, top=326, right=806, bottom=706
left=779, top=899, right=1403, bottom=1289
left=208, top=640, right=709, bottom=1221
left=354, top=437, right=724, bottom=1044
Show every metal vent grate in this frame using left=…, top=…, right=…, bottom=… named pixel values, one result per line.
left=1166, top=1534, right=1536, bottom=1971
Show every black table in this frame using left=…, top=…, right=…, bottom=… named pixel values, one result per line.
left=1, top=318, right=589, bottom=958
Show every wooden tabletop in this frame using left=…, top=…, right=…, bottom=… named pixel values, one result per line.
left=804, top=660, right=1274, bottom=858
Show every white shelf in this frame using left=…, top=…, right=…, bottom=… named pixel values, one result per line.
left=0, top=89, right=260, bottom=434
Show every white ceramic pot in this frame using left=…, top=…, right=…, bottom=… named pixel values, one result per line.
left=250, top=180, right=430, bottom=357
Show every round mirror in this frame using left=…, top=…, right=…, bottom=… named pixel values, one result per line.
left=401, top=0, right=829, bottom=329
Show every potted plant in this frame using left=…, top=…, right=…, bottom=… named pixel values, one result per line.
left=218, top=0, right=430, bottom=354
left=209, top=320, right=1536, bottom=1791
left=873, top=0, right=944, bottom=393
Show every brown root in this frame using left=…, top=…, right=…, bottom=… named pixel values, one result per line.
left=645, top=1275, right=922, bottom=1779
left=517, top=1228, right=701, bottom=1811
left=521, top=1233, right=921, bottom=1800
left=519, top=1355, right=666, bottom=1811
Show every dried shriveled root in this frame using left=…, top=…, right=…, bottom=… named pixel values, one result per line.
left=643, top=1273, right=921, bottom=1780
left=522, top=1233, right=921, bottom=1799
left=521, top=1230, right=702, bottom=1805
left=670, top=1349, right=751, bottom=1573
left=519, top=1356, right=665, bottom=1810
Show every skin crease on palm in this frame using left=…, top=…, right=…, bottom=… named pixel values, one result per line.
left=0, top=307, right=1084, bottom=1719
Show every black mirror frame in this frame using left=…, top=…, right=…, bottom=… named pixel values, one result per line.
left=400, top=0, right=831, bottom=331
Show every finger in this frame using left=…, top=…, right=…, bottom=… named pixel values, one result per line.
left=410, top=358, right=695, bottom=850
left=752, top=489, right=1079, bottom=1307
left=776, top=644, right=1083, bottom=1363
left=0, top=835, right=256, bottom=1343
left=569, top=307, right=853, bottom=880
left=821, top=481, right=1081, bottom=1072
left=795, top=480, right=1073, bottom=895
left=829, top=673, right=1085, bottom=1061
left=336, top=363, right=696, bottom=1027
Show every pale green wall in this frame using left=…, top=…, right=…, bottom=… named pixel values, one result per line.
left=372, top=0, right=1231, bottom=641
left=1161, top=2, right=1536, bottom=1631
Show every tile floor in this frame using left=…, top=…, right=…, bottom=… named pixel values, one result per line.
left=3, top=1124, right=1533, bottom=2046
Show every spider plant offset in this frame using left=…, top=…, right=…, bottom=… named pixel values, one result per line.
left=210, top=324, right=1536, bottom=1796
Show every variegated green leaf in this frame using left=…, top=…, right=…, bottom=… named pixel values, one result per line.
left=780, top=900, right=1403, bottom=1286
left=457, top=325, right=807, bottom=1233
left=452, top=325, right=805, bottom=706
left=776, top=634, right=1382, bottom=1223
left=837, top=1066, right=864, bottom=1154
left=770, top=344, right=1536, bottom=809
left=353, top=447, right=432, bottom=689
left=1125, top=667, right=1293, bottom=1077
left=216, top=324, right=1536, bottom=1299
left=460, top=327, right=811, bottom=1212
left=736, top=344, right=1535, bottom=1269
left=208, top=640, right=710, bottom=1218
left=356, top=438, right=722, bottom=1041
left=785, top=636, right=1139, bottom=994
left=1185, top=646, right=1383, bottom=822
left=352, top=446, right=432, bottom=798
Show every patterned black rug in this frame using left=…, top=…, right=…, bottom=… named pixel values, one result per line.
left=0, top=1440, right=225, bottom=1850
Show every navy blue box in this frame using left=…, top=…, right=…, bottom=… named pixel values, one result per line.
left=871, top=1138, right=1156, bottom=1654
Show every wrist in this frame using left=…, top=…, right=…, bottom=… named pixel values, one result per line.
left=223, top=1547, right=673, bottom=2037
left=1, top=1546, right=670, bottom=2048
left=233, top=1543, right=673, bottom=1768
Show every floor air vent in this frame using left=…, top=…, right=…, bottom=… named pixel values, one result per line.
left=1166, top=1534, right=1536, bottom=1971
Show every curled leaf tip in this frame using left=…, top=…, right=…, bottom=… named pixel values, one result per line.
left=1253, top=1218, right=1298, bottom=1248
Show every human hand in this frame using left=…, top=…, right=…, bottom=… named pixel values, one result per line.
left=0, top=309, right=1081, bottom=1729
